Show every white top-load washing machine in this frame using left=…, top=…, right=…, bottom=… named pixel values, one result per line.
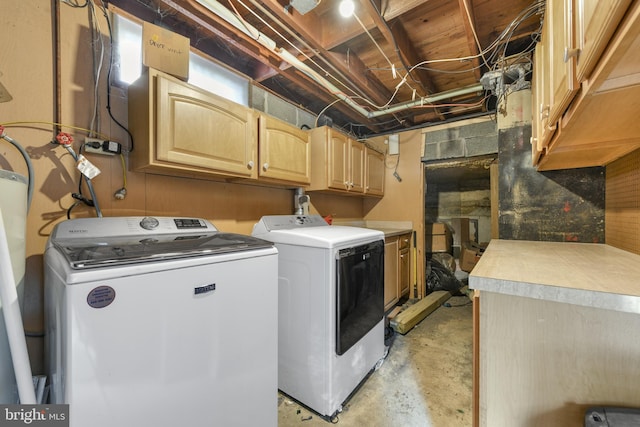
left=252, top=215, right=386, bottom=419
left=44, top=216, right=278, bottom=427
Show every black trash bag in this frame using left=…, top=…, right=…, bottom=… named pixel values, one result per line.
left=426, top=258, right=464, bottom=296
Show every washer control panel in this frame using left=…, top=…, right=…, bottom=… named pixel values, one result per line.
left=52, top=216, right=216, bottom=239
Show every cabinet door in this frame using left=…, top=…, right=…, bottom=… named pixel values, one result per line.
left=155, top=74, right=257, bottom=178
left=349, top=141, right=365, bottom=193
left=365, top=147, right=385, bottom=196
left=328, top=131, right=349, bottom=190
left=575, top=0, right=631, bottom=82
left=384, top=237, right=400, bottom=312
left=398, top=234, right=411, bottom=297
left=531, top=43, right=542, bottom=163
left=548, top=0, right=579, bottom=126
left=258, top=115, right=311, bottom=185
left=539, top=20, right=554, bottom=145
left=399, top=248, right=410, bottom=298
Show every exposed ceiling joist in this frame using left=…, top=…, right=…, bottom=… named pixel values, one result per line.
left=110, top=0, right=543, bottom=136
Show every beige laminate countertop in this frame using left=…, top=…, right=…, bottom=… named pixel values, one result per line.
left=469, top=239, right=640, bottom=314
left=368, top=228, right=413, bottom=238
left=331, top=220, right=413, bottom=238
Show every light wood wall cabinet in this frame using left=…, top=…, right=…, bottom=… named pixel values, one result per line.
left=384, top=232, right=412, bottom=312
left=531, top=0, right=640, bottom=170
left=364, top=147, right=385, bottom=196
left=308, top=126, right=384, bottom=197
left=128, top=68, right=257, bottom=180
left=257, top=114, right=311, bottom=185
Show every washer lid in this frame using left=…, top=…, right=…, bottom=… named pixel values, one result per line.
left=52, top=232, right=274, bottom=269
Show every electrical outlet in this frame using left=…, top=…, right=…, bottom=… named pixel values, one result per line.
left=84, top=137, right=120, bottom=156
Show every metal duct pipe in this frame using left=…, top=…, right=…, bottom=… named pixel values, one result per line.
left=194, top=0, right=484, bottom=119
left=367, top=83, right=485, bottom=118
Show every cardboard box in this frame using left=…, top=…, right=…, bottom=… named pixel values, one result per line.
left=425, top=222, right=451, bottom=253
left=142, top=22, right=190, bottom=80
left=448, top=218, right=470, bottom=247
left=425, top=222, right=448, bottom=235
left=447, top=217, right=470, bottom=257
left=459, top=242, right=486, bottom=273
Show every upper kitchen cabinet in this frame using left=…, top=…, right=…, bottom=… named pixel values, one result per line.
left=308, top=126, right=381, bottom=196
left=257, top=114, right=311, bottom=186
left=532, top=0, right=640, bottom=170
left=364, top=147, right=385, bottom=197
left=531, top=17, right=552, bottom=160
left=547, top=0, right=578, bottom=127
left=574, top=0, right=632, bottom=83
left=128, top=68, right=258, bottom=180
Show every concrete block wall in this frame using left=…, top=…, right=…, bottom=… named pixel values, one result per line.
left=250, top=84, right=316, bottom=129
left=423, top=120, right=498, bottom=161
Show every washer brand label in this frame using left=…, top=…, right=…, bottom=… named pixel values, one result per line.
left=87, top=286, right=116, bottom=308
left=194, top=283, right=216, bottom=295
left=1, top=404, right=69, bottom=426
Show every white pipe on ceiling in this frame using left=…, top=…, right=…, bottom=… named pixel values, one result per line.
left=194, top=0, right=483, bottom=120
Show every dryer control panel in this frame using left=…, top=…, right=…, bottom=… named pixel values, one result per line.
left=253, top=215, right=328, bottom=233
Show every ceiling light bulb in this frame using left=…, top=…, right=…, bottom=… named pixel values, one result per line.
left=339, top=0, right=355, bottom=17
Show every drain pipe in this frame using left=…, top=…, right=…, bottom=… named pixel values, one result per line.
left=193, top=0, right=483, bottom=119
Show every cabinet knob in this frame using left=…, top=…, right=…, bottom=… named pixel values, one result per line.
left=263, top=163, right=269, bottom=171
left=247, top=161, right=254, bottom=169
left=563, top=47, right=580, bottom=63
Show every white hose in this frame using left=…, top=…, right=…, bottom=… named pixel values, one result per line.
left=0, top=208, right=35, bottom=404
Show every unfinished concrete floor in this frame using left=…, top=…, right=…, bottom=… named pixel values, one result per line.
left=277, top=295, right=474, bottom=426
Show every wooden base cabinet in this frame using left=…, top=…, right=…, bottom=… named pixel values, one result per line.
left=128, top=68, right=257, bottom=179
left=384, top=237, right=400, bottom=312
left=398, top=233, right=411, bottom=297
left=384, top=232, right=412, bottom=312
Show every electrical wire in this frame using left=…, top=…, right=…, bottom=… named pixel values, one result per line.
left=94, top=0, right=135, bottom=152
left=0, top=121, right=110, bottom=140
left=88, top=0, right=106, bottom=137
left=234, top=0, right=373, bottom=106
left=58, top=140, right=103, bottom=218
left=460, top=0, right=491, bottom=70
left=407, top=1, right=544, bottom=74
left=314, top=99, right=342, bottom=127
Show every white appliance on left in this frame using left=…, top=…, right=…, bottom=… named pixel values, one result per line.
left=44, top=216, right=278, bottom=427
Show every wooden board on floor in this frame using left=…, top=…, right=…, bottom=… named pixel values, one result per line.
left=390, top=290, right=451, bottom=334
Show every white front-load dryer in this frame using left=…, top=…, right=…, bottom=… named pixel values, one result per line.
left=252, top=215, right=385, bottom=419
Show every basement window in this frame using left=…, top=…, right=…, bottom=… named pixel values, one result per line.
left=112, top=13, right=249, bottom=106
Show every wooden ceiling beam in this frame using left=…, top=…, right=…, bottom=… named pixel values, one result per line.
left=458, top=0, right=484, bottom=81
left=251, top=0, right=394, bottom=106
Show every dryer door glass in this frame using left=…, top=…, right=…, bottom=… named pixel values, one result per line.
left=336, top=240, right=384, bottom=355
